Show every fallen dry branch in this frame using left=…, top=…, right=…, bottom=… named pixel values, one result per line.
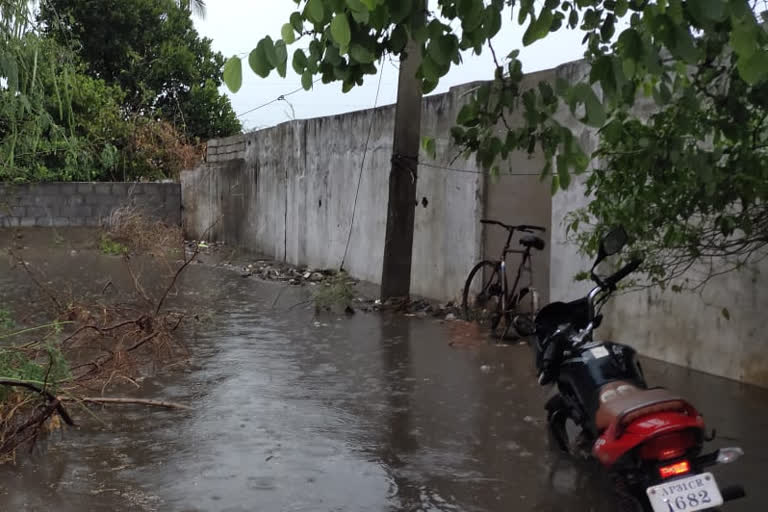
left=155, top=246, right=199, bottom=316
left=1, top=245, right=203, bottom=461
left=0, top=380, right=75, bottom=427
left=0, top=379, right=76, bottom=460
left=63, top=397, right=192, bottom=410
left=0, top=214, right=220, bottom=462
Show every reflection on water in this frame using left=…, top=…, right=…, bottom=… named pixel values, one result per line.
left=0, top=248, right=766, bottom=511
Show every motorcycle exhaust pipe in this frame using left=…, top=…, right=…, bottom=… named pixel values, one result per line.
left=716, top=447, right=743, bottom=464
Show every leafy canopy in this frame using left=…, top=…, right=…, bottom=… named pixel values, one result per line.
left=39, top=0, right=241, bottom=140
left=1, top=0, right=236, bottom=182
left=223, top=0, right=768, bottom=288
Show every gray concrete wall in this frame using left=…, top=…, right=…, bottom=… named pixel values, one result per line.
left=546, top=63, right=768, bottom=388
left=182, top=81, right=553, bottom=302
left=552, top=168, right=768, bottom=388
left=0, top=182, right=182, bottom=227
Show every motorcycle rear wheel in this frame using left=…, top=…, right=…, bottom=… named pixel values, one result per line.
left=612, top=475, right=651, bottom=512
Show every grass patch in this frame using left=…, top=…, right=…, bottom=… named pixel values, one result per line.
left=0, top=308, right=14, bottom=332
left=99, top=235, right=128, bottom=255
left=312, top=271, right=355, bottom=311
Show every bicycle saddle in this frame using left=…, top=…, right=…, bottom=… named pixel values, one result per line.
left=521, top=235, right=546, bottom=251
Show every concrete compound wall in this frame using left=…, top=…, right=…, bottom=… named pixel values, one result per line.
left=0, top=182, right=182, bottom=227
left=183, top=58, right=768, bottom=386
left=553, top=173, right=768, bottom=388
left=182, top=80, right=554, bottom=303
left=545, top=65, right=768, bottom=388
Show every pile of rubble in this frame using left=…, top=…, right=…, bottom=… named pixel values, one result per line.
left=186, top=240, right=464, bottom=320
left=355, top=297, right=462, bottom=320
left=186, top=240, right=337, bottom=285
left=239, top=262, right=334, bottom=285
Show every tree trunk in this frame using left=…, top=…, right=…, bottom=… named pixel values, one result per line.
left=380, top=34, right=423, bottom=300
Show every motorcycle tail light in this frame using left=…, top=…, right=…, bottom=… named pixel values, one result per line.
left=639, top=430, right=697, bottom=461
left=659, top=460, right=691, bottom=479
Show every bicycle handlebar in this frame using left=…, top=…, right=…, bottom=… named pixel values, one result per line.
left=480, top=219, right=546, bottom=233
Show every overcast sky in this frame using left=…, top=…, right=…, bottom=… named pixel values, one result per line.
left=194, top=2, right=588, bottom=130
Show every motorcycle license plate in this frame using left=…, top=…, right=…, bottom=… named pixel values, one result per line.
left=646, top=472, right=724, bottom=512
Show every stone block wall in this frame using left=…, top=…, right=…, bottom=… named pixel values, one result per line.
left=0, top=182, right=181, bottom=227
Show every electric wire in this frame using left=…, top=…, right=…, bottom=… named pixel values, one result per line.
left=339, top=64, right=386, bottom=272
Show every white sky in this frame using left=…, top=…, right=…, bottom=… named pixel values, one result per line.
left=194, top=2, right=588, bottom=130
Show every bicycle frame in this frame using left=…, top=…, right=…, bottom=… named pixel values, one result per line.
left=464, top=218, right=545, bottom=336
left=497, top=228, right=535, bottom=316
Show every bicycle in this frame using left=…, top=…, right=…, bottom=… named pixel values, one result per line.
left=461, top=219, right=546, bottom=340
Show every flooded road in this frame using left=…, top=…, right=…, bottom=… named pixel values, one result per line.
left=0, top=244, right=766, bottom=511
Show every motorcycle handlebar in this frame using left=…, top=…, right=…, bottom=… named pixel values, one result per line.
left=604, top=258, right=643, bottom=288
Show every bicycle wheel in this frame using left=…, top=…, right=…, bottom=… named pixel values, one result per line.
left=461, top=261, right=508, bottom=338
left=510, top=287, right=539, bottom=338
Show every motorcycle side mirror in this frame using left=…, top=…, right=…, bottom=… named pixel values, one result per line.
left=595, top=227, right=628, bottom=265
left=592, top=227, right=628, bottom=282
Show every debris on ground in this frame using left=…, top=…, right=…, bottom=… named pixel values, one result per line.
left=184, top=240, right=470, bottom=326
left=0, top=228, right=199, bottom=462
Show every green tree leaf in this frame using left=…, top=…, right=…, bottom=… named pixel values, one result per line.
left=292, top=49, right=308, bottom=74
left=427, top=34, right=457, bottom=67
left=350, top=43, right=375, bottom=63
left=522, top=9, right=554, bottom=46
left=457, top=102, right=478, bottom=126
left=688, top=0, right=727, bottom=23
left=262, top=36, right=278, bottom=68
left=617, top=28, right=643, bottom=60
left=305, top=0, right=325, bottom=24
left=290, top=12, right=304, bottom=33
left=282, top=23, right=296, bottom=45
left=484, top=5, right=502, bottom=38
left=550, top=174, right=560, bottom=195
left=459, top=0, right=485, bottom=31
left=222, top=56, right=242, bottom=92
left=571, top=83, right=606, bottom=127
left=389, top=0, right=413, bottom=23
left=347, top=0, right=370, bottom=24
left=330, top=13, right=352, bottom=51
left=731, top=22, right=757, bottom=60
left=422, top=77, right=439, bottom=94
left=274, top=40, right=288, bottom=78
left=301, top=69, right=314, bottom=90
left=737, top=50, right=768, bottom=85
left=249, top=44, right=271, bottom=78
left=388, top=24, right=408, bottom=52
left=673, top=25, right=698, bottom=63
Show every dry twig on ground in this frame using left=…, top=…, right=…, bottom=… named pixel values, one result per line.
left=0, top=239, right=202, bottom=461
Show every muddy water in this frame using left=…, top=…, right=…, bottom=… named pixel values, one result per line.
left=0, top=247, right=766, bottom=511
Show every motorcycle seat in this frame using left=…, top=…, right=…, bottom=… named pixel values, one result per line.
left=595, top=380, right=692, bottom=432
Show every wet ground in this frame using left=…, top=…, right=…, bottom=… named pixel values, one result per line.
left=0, top=234, right=766, bottom=511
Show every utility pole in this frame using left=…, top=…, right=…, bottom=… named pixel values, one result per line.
left=380, top=19, right=423, bottom=300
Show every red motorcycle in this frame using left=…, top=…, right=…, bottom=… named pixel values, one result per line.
left=529, top=228, right=746, bottom=511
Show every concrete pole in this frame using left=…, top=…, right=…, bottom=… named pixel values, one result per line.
left=380, top=21, right=424, bottom=300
